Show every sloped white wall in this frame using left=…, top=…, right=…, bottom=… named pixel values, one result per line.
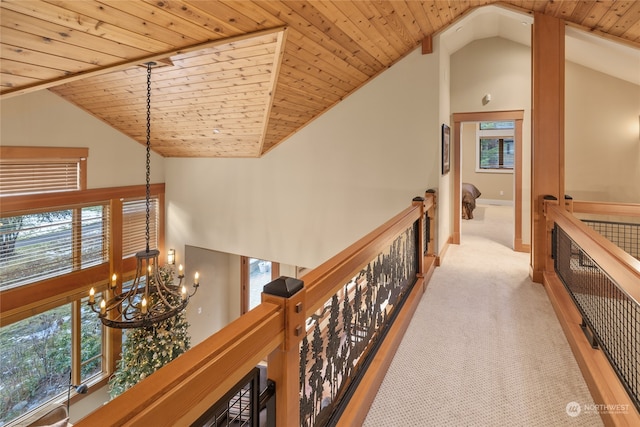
left=565, top=61, right=640, bottom=203
left=450, top=37, right=532, bottom=244
left=166, top=48, right=442, bottom=337
left=0, top=90, right=165, bottom=188
left=165, top=48, right=441, bottom=273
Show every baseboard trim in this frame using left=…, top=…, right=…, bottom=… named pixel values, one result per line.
left=477, top=198, right=514, bottom=206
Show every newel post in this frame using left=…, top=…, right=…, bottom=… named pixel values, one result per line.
left=262, top=276, right=306, bottom=427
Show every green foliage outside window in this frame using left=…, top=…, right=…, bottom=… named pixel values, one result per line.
left=0, top=304, right=102, bottom=425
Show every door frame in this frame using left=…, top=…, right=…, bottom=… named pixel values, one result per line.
left=452, top=110, right=527, bottom=252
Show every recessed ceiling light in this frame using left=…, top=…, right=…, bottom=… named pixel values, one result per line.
left=213, top=129, right=220, bottom=134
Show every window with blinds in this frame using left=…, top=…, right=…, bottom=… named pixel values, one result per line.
left=122, top=198, right=158, bottom=258
left=0, top=147, right=88, bottom=196
left=0, top=204, right=109, bottom=291
left=476, top=121, right=515, bottom=172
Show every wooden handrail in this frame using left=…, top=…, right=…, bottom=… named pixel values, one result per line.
left=546, top=203, right=640, bottom=304
left=75, top=302, right=283, bottom=426
left=301, top=204, right=420, bottom=316
left=74, top=194, right=436, bottom=426
left=302, top=196, right=433, bottom=316
left=572, top=200, right=640, bottom=218
left=544, top=200, right=640, bottom=425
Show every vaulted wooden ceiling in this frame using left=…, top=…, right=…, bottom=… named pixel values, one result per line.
left=2, top=1, right=639, bottom=157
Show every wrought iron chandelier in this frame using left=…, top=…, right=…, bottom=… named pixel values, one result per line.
left=88, top=62, right=199, bottom=328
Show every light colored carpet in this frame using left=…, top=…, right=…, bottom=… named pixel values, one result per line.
left=363, top=205, right=603, bottom=426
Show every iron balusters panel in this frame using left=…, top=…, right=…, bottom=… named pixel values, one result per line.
left=299, top=222, right=418, bottom=426
left=192, top=368, right=261, bottom=427
left=582, top=219, right=640, bottom=259
left=554, top=224, right=640, bottom=412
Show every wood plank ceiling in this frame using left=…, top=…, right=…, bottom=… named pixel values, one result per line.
left=2, top=1, right=639, bottom=158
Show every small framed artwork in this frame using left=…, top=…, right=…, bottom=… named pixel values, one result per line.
left=441, top=124, right=450, bottom=175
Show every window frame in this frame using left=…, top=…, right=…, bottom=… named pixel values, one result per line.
left=0, top=183, right=165, bottom=423
left=0, top=146, right=88, bottom=196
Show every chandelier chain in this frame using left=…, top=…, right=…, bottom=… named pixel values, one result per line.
left=145, top=62, right=152, bottom=253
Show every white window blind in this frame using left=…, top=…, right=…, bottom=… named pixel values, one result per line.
left=122, top=198, right=158, bottom=258
left=0, top=205, right=109, bottom=291
left=0, top=147, right=87, bottom=197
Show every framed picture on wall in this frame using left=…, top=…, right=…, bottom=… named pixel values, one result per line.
left=441, top=124, right=450, bottom=175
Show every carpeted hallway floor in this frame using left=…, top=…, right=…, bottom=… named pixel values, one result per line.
left=363, top=204, right=603, bottom=426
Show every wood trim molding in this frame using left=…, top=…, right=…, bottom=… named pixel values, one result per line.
left=75, top=303, right=283, bottom=426
left=452, top=110, right=525, bottom=250
left=530, top=12, right=565, bottom=282
left=0, top=183, right=165, bottom=214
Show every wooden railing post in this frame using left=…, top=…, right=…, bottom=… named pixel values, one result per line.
left=564, top=194, right=574, bottom=213
left=262, top=277, right=306, bottom=427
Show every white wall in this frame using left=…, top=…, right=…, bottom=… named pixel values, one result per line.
left=450, top=37, right=532, bottom=243
left=565, top=61, right=640, bottom=203
left=436, top=35, right=453, bottom=253
left=165, top=48, right=441, bottom=274
left=0, top=90, right=165, bottom=188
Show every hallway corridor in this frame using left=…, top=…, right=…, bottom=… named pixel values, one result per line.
left=363, top=205, right=603, bottom=426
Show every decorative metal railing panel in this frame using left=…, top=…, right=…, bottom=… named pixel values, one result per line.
left=554, top=224, right=640, bottom=411
left=299, top=220, right=418, bottom=426
left=582, top=219, right=640, bottom=259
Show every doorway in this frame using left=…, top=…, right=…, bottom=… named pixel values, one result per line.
left=240, top=256, right=280, bottom=314
left=452, top=110, right=527, bottom=252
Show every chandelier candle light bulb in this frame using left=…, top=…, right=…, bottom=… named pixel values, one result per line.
left=89, top=287, right=95, bottom=304
left=141, top=297, right=148, bottom=314
left=111, top=273, right=117, bottom=289
left=100, top=299, right=106, bottom=315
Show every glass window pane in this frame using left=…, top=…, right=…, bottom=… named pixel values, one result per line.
left=0, top=210, right=73, bottom=290
left=80, top=296, right=102, bottom=381
left=479, top=138, right=499, bottom=168
left=81, top=206, right=107, bottom=269
left=503, top=139, right=515, bottom=168
left=0, top=304, right=72, bottom=425
left=1, top=205, right=108, bottom=291
left=480, top=120, right=514, bottom=130
left=249, top=258, right=271, bottom=310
